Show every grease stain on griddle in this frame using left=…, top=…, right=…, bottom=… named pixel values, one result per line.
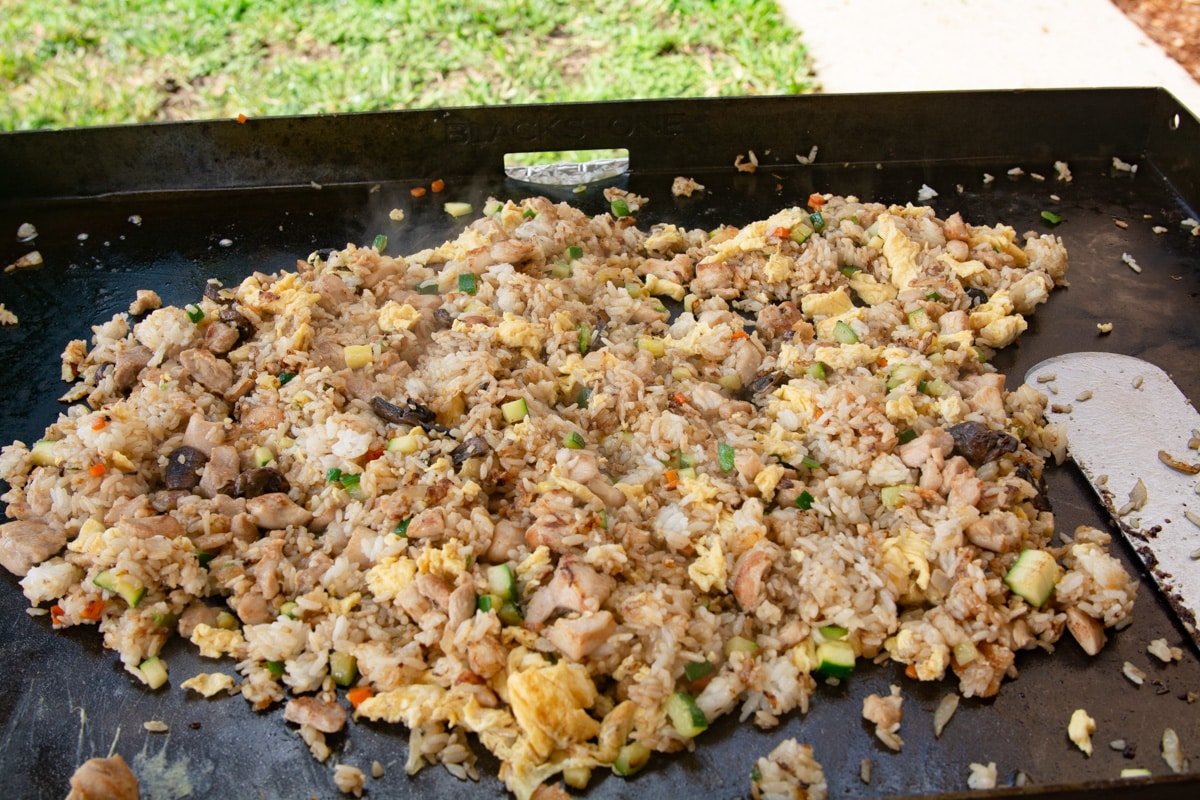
left=133, top=738, right=214, bottom=800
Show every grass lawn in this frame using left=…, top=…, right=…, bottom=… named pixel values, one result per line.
left=0, top=0, right=812, bottom=131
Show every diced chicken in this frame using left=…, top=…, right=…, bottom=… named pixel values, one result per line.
left=959, top=373, right=1006, bottom=423
left=942, top=212, right=969, bottom=242
left=245, top=493, right=312, bottom=530
left=941, top=456, right=981, bottom=508
left=0, top=520, right=67, bottom=577
left=203, top=321, right=241, bottom=355
left=284, top=695, right=347, bottom=734
left=223, top=375, right=254, bottom=403
left=405, top=508, right=446, bottom=540
left=414, top=572, right=452, bottom=610
left=754, top=302, right=803, bottom=342
left=117, top=515, right=187, bottom=540
left=128, top=289, right=162, bottom=316
left=525, top=555, right=615, bottom=625
left=230, top=512, right=259, bottom=543
left=964, top=511, right=1021, bottom=553
left=66, top=754, right=139, bottom=800
left=692, top=260, right=737, bottom=298
left=862, top=685, right=905, bottom=751
left=179, top=348, right=233, bottom=393
left=112, top=345, right=153, bottom=391
left=732, top=543, right=773, bottom=610
left=525, top=490, right=589, bottom=554
left=313, top=273, right=356, bottom=312
left=446, top=582, right=476, bottom=633
left=467, top=634, right=508, bottom=679
left=183, top=413, right=226, bottom=457
left=1065, top=607, right=1106, bottom=656
left=199, top=445, right=239, bottom=498
left=486, top=519, right=525, bottom=563
left=544, top=611, right=616, bottom=661
left=898, top=428, right=954, bottom=468
left=555, top=448, right=600, bottom=484
left=178, top=603, right=220, bottom=638
left=240, top=403, right=284, bottom=431
left=236, top=589, right=274, bottom=625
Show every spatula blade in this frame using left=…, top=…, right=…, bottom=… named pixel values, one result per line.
left=1025, top=352, right=1200, bottom=648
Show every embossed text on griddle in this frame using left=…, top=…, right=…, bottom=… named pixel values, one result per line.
left=444, top=113, right=686, bottom=145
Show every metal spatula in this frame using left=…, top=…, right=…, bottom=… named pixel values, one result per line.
left=1025, top=352, right=1200, bottom=648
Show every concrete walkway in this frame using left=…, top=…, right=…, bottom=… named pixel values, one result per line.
left=779, top=0, right=1200, bottom=118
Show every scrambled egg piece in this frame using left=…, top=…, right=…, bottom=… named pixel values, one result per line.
left=378, top=301, right=421, bottom=332
left=416, top=539, right=470, bottom=579
left=801, top=288, right=853, bottom=319
left=507, top=659, right=600, bottom=761
left=181, top=672, right=236, bottom=697
left=679, top=471, right=720, bottom=503
left=878, top=214, right=922, bottom=290
left=68, top=518, right=107, bottom=555
left=969, top=226, right=1028, bottom=267
left=644, top=224, right=688, bottom=254
left=969, top=290, right=1027, bottom=348
left=688, top=534, right=727, bottom=592
left=882, top=531, right=931, bottom=603
left=848, top=271, right=897, bottom=305
left=241, top=271, right=320, bottom=315
left=701, top=207, right=809, bottom=264
left=497, top=313, right=545, bottom=351
left=754, top=463, right=786, bottom=501
left=762, top=252, right=793, bottom=283
left=365, top=556, right=417, bottom=603
left=516, top=546, right=552, bottom=583
left=190, top=623, right=245, bottom=659
left=935, top=252, right=986, bottom=280
left=885, top=393, right=919, bottom=426
left=1068, top=708, right=1096, bottom=756
left=812, top=342, right=881, bottom=370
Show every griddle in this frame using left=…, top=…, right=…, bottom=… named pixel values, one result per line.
left=1, top=90, right=1198, bottom=800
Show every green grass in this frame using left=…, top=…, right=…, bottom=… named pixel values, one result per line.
left=0, top=0, right=812, bottom=131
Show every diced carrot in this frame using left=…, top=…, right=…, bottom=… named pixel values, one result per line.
left=808, top=192, right=826, bottom=209
left=236, top=113, right=248, bottom=124
left=731, top=330, right=749, bottom=341
left=81, top=599, right=106, bottom=621
left=364, top=448, right=384, bottom=462
left=690, top=673, right=714, bottom=692
left=672, top=392, right=688, bottom=405
left=347, top=686, right=374, bottom=709
left=430, top=179, right=445, bottom=193
left=876, top=357, right=887, bottom=367
left=905, top=663, right=918, bottom=680
left=410, top=186, right=427, bottom=198
left=91, top=417, right=107, bottom=431
left=88, top=463, right=107, bottom=477
left=664, top=469, right=679, bottom=489
left=50, top=604, right=65, bottom=624
left=772, top=226, right=791, bottom=239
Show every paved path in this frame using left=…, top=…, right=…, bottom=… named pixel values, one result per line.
left=779, top=0, right=1200, bottom=117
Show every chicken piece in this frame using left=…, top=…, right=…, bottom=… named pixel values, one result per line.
left=446, top=582, right=476, bottom=634
left=959, top=373, right=1006, bottom=424
left=862, top=685, right=904, bottom=751
left=235, top=590, right=274, bottom=625
left=117, top=515, right=186, bottom=540
left=240, top=403, right=285, bottom=431
left=525, top=491, right=590, bottom=554
left=112, top=345, right=153, bottom=391
left=467, top=634, right=507, bottom=679
left=555, top=448, right=600, bottom=484
left=405, top=508, right=446, bottom=540
left=525, top=555, right=615, bottom=625
left=203, top=321, right=240, bottom=355
left=199, top=445, right=239, bottom=498
left=182, top=413, right=226, bottom=457
left=414, top=573, right=452, bottom=610
left=285, top=695, right=348, bottom=734
left=486, top=519, right=525, bottom=563
left=230, top=512, right=259, bottom=543
left=732, top=543, right=774, bottom=610
left=0, top=520, right=67, bottom=577
left=66, top=754, right=139, bottom=800
left=692, top=260, right=737, bottom=298
left=1065, top=607, right=1106, bottom=656
left=179, top=348, right=233, bottom=393
left=964, top=511, right=1021, bottom=553
left=754, top=301, right=804, bottom=343
left=223, top=375, right=254, bottom=404
left=942, top=212, right=969, bottom=242
left=314, top=272, right=357, bottom=312
left=750, top=738, right=828, bottom=800
left=544, top=611, right=616, bottom=661
left=246, top=493, right=311, bottom=530
left=941, top=457, right=981, bottom=508
left=898, top=428, right=954, bottom=469
left=178, top=603, right=220, bottom=638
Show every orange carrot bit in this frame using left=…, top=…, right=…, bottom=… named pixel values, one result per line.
left=81, top=599, right=106, bottom=621
left=807, top=192, right=826, bottom=209
left=663, top=469, right=679, bottom=489
left=347, top=686, right=374, bottom=709
left=905, top=663, right=918, bottom=680
left=731, top=330, right=749, bottom=341
left=50, top=604, right=65, bottom=625
left=876, top=357, right=888, bottom=368
left=88, top=463, right=107, bottom=478
left=430, top=179, right=445, bottom=193
left=672, top=391, right=688, bottom=405
left=91, top=417, right=107, bottom=431
left=772, top=226, right=791, bottom=239
left=236, top=113, right=248, bottom=124
left=410, top=186, right=427, bottom=198
left=364, top=448, right=384, bottom=462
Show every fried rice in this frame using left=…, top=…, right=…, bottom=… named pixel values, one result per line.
left=0, top=194, right=1138, bottom=798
